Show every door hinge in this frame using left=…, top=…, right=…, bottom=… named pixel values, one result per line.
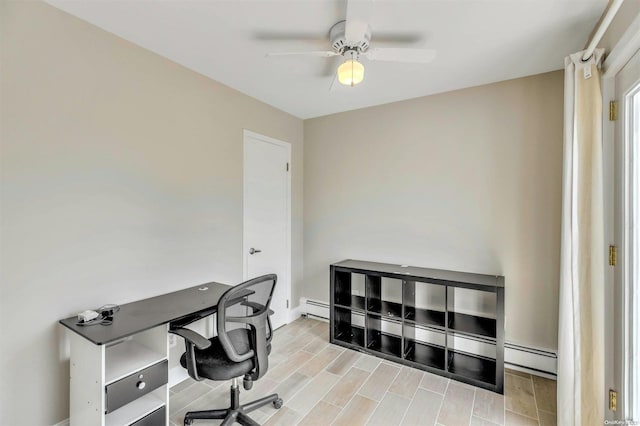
left=286, top=299, right=289, bottom=309
left=609, top=101, right=618, bottom=121
left=609, top=245, right=617, bottom=266
left=286, top=162, right=289, bottom=172
left=609, top=389, right=617, bottom=411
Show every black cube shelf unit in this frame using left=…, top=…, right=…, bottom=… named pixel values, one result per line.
left=330, top=259, right=505, bottom=394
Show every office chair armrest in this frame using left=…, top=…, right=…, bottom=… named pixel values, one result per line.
left=240, top=301, right=274, bottom=344
left=169, top=327, right=211, bottom=350
left=241, top=301, right=275, bottom=316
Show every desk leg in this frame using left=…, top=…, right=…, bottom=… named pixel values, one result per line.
left=69, top=331, right=105, bottom=426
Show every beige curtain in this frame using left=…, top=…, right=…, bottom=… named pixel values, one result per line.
left=558, top=48, right=605, bottom=426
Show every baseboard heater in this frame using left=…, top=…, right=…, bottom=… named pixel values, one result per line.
left=298, top=297, right=557, bottom=379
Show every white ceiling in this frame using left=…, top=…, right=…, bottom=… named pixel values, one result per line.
left=46, top=0, right=606, bottom=119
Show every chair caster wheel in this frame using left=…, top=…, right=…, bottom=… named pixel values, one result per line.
left=184, top=419, right=193, bottom=426
left=243, top=377, right=253, bottom=390
left=273, top=398, right=283, bottom=409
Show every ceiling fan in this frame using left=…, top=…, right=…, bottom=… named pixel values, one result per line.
left=264, top=0, right=437, bottom=88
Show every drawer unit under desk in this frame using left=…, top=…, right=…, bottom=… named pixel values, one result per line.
left=105, top=360, right=168, bottom=414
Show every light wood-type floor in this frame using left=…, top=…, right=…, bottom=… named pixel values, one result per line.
left=170, top=317, right=557, bottom=426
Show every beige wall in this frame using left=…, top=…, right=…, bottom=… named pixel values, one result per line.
left=304, top=70, right=564, bottom=351
left=0, top=1, right=303, bottom=424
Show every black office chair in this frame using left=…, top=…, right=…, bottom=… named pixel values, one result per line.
left=169, top=274, right=283, bottom=426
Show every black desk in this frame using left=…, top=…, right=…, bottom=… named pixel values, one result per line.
left=60, top=281, right=232, bottom=345
left=60, top=280, right=248, bottom=425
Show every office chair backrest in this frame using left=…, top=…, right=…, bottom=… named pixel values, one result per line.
left=216, top=274, right=277, bottom=381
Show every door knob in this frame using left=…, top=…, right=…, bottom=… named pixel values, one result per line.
left=249, top=248, right=262, bottom=255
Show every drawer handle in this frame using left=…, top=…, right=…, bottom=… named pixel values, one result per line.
left=136, top=381, right=146, bottom=390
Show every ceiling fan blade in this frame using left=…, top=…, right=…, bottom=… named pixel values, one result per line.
left=372, top=33, right=423, bottom=44
left=252, top=31, right=326, bottom=42
left=321, top=55, right=342, bottom=77
left=329, top=73, right=338, bottom=92
left=345, top=21, right=369, bottom=45
left=364, top=48, right=436, bottom=63
left=266, top=51, right=339, bottom=58
left=345, top=0, right=373, bottom=44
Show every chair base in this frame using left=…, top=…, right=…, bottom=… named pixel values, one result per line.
left=184, top=380, right=282, bottom=426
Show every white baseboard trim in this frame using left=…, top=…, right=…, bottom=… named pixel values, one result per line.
left=289, top=303, right=305, bottom=322
left=299, top=297, right=557, bottom=378
left=53, top=419, right=70, bottom=426
left=504, top=342, right=557, bottom=379
left=300, top=297, right=330, bottom=322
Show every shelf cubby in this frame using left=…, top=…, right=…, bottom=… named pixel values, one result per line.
left=105, top=339, right=165, bottom=385
left=404, top=307, right=445, bottom=328
left=403, top=280, right=446, bottom=328
left=367, top=332, right=402, bottom=358
left=335, top=326, right=365, bottom=346
left=367, top=300, right=403, bottom=319
left=403, top=323, right=445, bottom=369
left=333, top=306, right=365, bottom=347
left=405, top=340, right=446, bottom=370
left=447, top=287, right=497, bottom=339
left=330, top=260, right=505, bottom=394
left=105, top=387, right=166, bottom=426
left=334, top=271, right=366, bottom=311
left=367, top=315, right=402, bottom=358
left=448, top=350, right=497, bottom=386
left=448, top=312, right=496, bottom=339
left=367, top=276, right=403, bottom=319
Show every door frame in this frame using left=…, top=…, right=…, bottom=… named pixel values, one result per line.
left=602, top=13, right=640, bottom=421
left=242, top=129, right=292, bottom=325
left=620, top=73, right=640, bottom=422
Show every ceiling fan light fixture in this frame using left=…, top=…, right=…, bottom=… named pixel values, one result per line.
left=337, top=58, right=364, bottom=87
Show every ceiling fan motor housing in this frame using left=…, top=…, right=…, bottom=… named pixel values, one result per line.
left=330, top=20, right=371, bottom=55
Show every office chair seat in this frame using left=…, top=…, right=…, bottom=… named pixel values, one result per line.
left=179, top=328, right=271, bottom=381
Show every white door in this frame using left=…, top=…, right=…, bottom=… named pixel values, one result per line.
left=243, top=130, right=291, bottom=330
left=615, top=48, right=640, bottom=421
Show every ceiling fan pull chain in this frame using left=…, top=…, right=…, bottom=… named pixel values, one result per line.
left=351, top=52, right=355, bottom=87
